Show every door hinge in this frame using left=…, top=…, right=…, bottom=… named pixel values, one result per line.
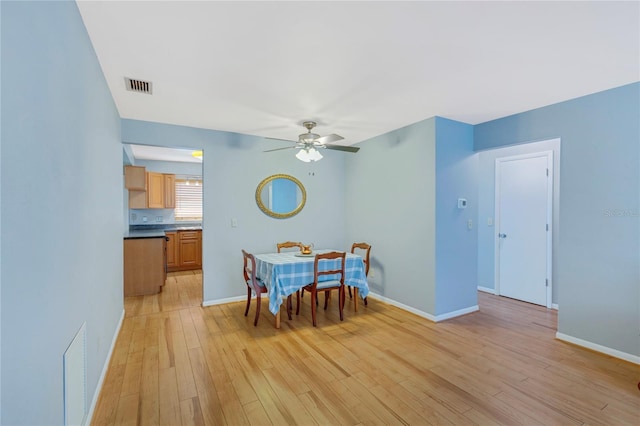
left=545, top=278, right=549, bottom=287
left=546, top=168, right=549, bottom=176
left=546, top=224, right=549, bottom=231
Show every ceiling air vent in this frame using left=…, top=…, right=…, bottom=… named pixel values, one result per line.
left=125, top=77, right=152, bottom=94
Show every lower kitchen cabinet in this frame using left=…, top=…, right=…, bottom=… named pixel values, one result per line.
left=165, top=231, right=178, bottom=269
left=124, top=237, right=166, bottom=296
left=166, top=230, right=201, bottom=272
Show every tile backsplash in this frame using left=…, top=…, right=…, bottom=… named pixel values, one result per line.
left=129, top=209, right=175, bottom=225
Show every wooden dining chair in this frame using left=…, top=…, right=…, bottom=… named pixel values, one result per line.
left=242, top=249, right=269, bottom=326
left=277, top=241, right=303, bottom=253
left=349, top=242, right=371, bottom=305
left=295, top=251, right=346, bottom=327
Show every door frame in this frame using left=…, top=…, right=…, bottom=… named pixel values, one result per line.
left=494, top=150, right=554, bottom=308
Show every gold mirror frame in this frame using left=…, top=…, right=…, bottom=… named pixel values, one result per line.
left=255, top=174, right=306, bottom=219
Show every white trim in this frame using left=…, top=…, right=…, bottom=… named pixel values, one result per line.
left=552, top=303, right=559, bottom=310
left=495, top=146, right=556, bottom=309
left=367, top=293, right=478, bottom=322
left=202, top=295, right=245, bottom=307
left=556, top=332, right=640, bottom=365
left=436, top=305, right=479, bottom=321
left=367, top=293, right=436, bottom=321
left=85, top=309, right=125, bottom=426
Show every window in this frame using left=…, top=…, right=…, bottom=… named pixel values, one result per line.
left=175, top=176, right=202, bottom=221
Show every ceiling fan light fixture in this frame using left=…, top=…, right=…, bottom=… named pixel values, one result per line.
left=296, top=147, right=323, bottom=162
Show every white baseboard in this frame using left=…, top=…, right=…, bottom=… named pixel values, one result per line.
left=478, top=287, right=558, bottom=310
left=367, top=292, right=478, bottom=322
left=556, top=332, right=640, bottom=365
left=202, top=295, right=245, bottom=307
left=85, top=308, right=125, bottom=425
left=435, top=305, right=479, bottom=321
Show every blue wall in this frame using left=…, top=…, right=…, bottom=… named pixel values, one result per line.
left=1, top=1, right=123, bottom=424
left=344, top=117, right=479, bottom=319
left=345, top=118, right=438, bottom=314
left=475, top=83, right=640, bottom=357
left=435, top=118, right=478, bottom=315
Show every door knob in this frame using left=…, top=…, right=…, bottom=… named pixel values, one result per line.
left=498, top=233, right=507, bottom=239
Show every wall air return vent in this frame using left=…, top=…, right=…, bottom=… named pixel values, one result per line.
left=125, top=77, right=152, bottom=94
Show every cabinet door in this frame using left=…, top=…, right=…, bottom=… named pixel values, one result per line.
left=124, top=166, right=146, bottom=190
left=147, top=172, right=165, bottom=208
left=164, top=174, right=176, bottom=208
left=179, top=239, right=199, bottom=267
left=128, top=190, right=147, bottom=209
left=196, top=232, right=202, bottom=267
left=165, top=232, right=178, bottom=269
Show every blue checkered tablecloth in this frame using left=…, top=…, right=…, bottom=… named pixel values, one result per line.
left=254, top=250, right=369, bottom=315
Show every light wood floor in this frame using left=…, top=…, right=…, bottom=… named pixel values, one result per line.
left=92, top=271, right=640, bottom=425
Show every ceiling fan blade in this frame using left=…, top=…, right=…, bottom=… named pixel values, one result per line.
left=323, top=144, right=360, bottom=153
left=315, top=133, right=344, bottom=145
left=264, top=145, right=298, bottom=152
left=266, top=137, right=297, bottom=143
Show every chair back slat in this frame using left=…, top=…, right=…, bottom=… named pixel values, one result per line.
left=277, top=241, right=303, bottom=253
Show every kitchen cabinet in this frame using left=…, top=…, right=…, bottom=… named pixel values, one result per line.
left=165, top=231, right=178, bottom=269
left=124, top=165, right=146, bottom=190
left=179, top=231, right=202, bottom=268
left=126, top=165, right=147, bottom=209
left=127, top=171, right=176, bottom=209
left=124, top=236, right=166, bottom=296
left=147, top=172, right=165, bottom=208
left=164, top=174, right=176, bottom=208
left=167, top=230, right=202, bottom=271
left=129, top=190, right=147, bottom=209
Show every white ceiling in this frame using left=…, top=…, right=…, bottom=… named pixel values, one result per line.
left=78, top=0, right=639, bottom=160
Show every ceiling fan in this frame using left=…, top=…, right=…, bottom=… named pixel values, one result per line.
left=264, top=121, right=359, bottom=162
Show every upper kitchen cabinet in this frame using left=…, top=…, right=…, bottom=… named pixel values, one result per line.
left=164, top=174, right=176, bottom=208
left=126, top=165, right=175, bottom=209
left=125, top=165, right=146, bottom=190
left=147, top=171, right=165, bottom=208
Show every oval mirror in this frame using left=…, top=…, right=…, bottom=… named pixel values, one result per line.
left=255, top=174, right=306, bottom=219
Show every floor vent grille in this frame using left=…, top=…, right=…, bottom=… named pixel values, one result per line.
left=125, top=77, right=152, bottom=94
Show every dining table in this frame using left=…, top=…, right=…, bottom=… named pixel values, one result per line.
left=254, top=249, right=369, bottom=328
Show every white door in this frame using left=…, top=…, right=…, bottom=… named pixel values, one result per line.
left=495, top=151, right=552, bottom=307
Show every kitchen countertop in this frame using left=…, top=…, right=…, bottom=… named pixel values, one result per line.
left=124, top=224, right=202, bottom=239
left=124, top=230, right=169, bottom=239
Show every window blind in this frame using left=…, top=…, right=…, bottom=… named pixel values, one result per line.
left=175, top=178, right=203, bottom=221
